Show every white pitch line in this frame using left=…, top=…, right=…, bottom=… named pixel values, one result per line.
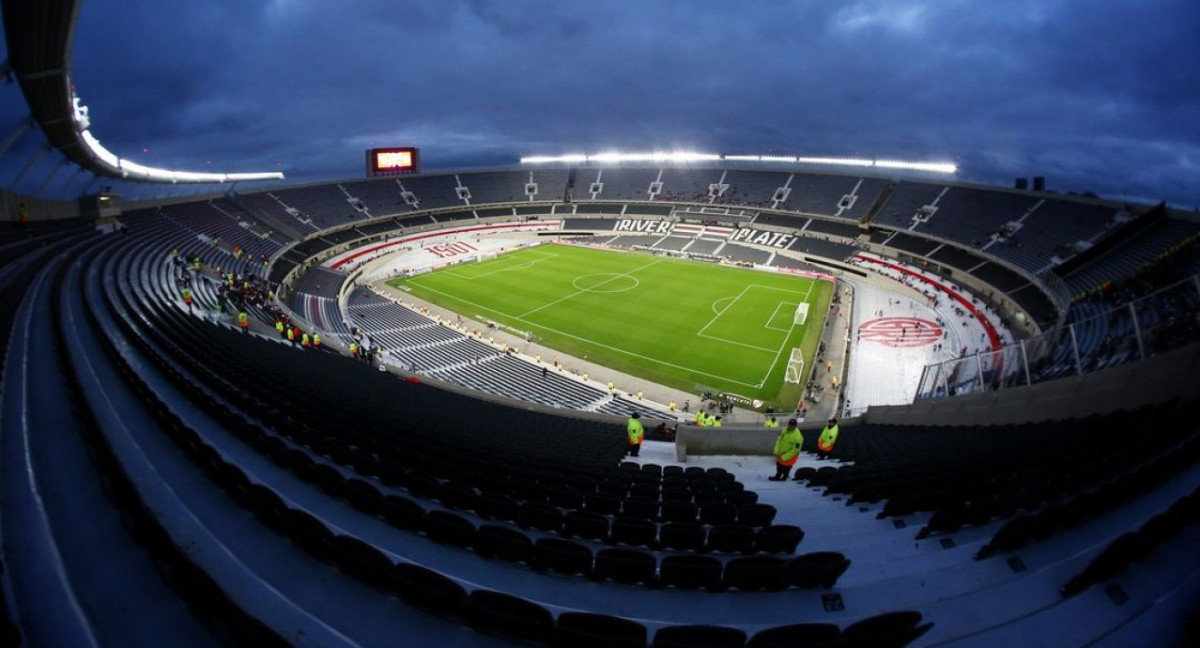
left=697, top=284, right=753, bottom=337
left=517, top=258, right=663, bottom=318
left=446, top=252, right=559, bottom=280
left=404, top=280, right=764, bottom=388
left=696, top=332, right=778, bottom=353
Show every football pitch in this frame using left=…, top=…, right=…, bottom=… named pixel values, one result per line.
left=388, top=244, right=832, bottom=405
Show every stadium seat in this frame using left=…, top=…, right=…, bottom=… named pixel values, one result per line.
left=533, top=538, right=593, bottom=576
left=659, top=555, right=723, bottom=590
left=662, top=501, right=698, bottom=523
left=475, top=492, right=520, bottom=522
left=423, top=510, right=477, bottom=548
left=390, top=563, right=468, bottom=617
left=518, top=501, right=565, bottom=532
left=723, top=556, right=791, bottom=591
left=343, top=478, right=385, bottom=516
left=660, top=522, right=707, bottom=551
left=700, top=502, right=739, bottom=525
left=653, top=624, right=747, bottom=648
left=438, top=482, right=479, bottom=512
left=840, top=611, right=932, bottom=648
left=748, top=622, right=841, bottom=648
left=622, top=497, right=660, bottom=521
left=381, top=494, right=427, bottom=532
left=332, top=535, right=395, bottom=588
left=474, top=525, right=534, bottom=564
left=610, top=517, right=657, bottom=547
left=563, top=510, right=610, bottom=541
left=787, top=552, right=852, bottom=589
left=467, top=590, right=555, bottom=644
left=755, top=525, right=805, bottom=554
left=662, top=487, right=693, bottom=503
left=737, top=503, right=778, bottom=527
left=594, top=548, right=657, bottom=585
left=708, top=525, right=756, bottom=553
left=726, top=490, right=759, bottom=507
left=587, top=491, right=624, bottom=515
left=554, top=612, right=648, bottom=648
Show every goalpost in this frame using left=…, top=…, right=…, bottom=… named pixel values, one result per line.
left=793, top=302, right=810, bottom=326
left=785, top=347, right=805, bottom=384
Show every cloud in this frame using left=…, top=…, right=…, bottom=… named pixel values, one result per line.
left=0, top=0, right=1196, bottom=206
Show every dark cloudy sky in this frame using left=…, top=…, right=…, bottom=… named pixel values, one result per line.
left=2, top=0, right=1198, bottom=205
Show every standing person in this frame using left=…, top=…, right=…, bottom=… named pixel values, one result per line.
left=769, top=419, right=804, bottom=481
left=312, top=332, right=321, bottom=349
left=764, top=416, right=780, bottom=429
left=237, top=310, right=249, bottom=333
left=275, top=319, right=285, bottom=339
left=626, top=412, right=644, bottom=457
left=286, top=326, right=296, bottom=345
left=349, top=341, right=358, bottom=357
left=181, top=287, right=194, bottom=311
left=817, top=418, right=840, bottom=458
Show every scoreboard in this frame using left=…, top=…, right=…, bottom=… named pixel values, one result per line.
left=365, top=147, right=420, bottom=177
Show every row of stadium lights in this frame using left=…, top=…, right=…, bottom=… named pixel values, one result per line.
left=520, top=151, right=958, bottom=174
left=73, top=92, right=285, bottom=184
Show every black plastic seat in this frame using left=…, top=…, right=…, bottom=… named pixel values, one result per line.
left=841, top=611, right=931, bottom=648
left=533, top=538, right=593, bottom=576
left=555, top=612, right=648, bottom=648
left=700, top=502, right=739, bottom=525
left=610, top=517, right=657, bottom=547
left=585, top=491, right=623, bottom=515
left=548, top=487, right=585, bottom=510
left=382, top=494, right=427, bottom=532
left=594, top=548, right=657, bottom=585
left=405, top=469, right=443, bottom=500
left=283, top=508, right=336, bottom=559
left=438, top=482, right=479, bottom=511
left=748, top=622, right=840, bottom=648
left=468, top=590, right=555, bottom=644
left=662, top=487, right=693, bottom=503
left=659, top=522, right=707, bottom=551
left=708, top=525, right=756, bottom=553
left=724, top=556, right=791, bottom=591
left=424, top=510, right=477, bottom=548
left=474, top=524, right=534, bottom=564
left=564, top=510, right=611, bottom=541
left=662, top=501, right=698, bottom=523
left=390, top=563, right=467, bottom=617
left=518, top=501, right=565, bottom=532
left=737, top=503, right=777, bottom=527
left=622, top=497, right=659, bottom=521
left=663, top=465, right=685, bottom=477
left=475, top=492, right=520, bottom=522
left=787, top=552, right=851, bottom=589
left=344, top=478, right=385, bottom=516
left=726, top=490, right=759, bottom=507
left=693, top=488, right=725, bottom=505
left=659, top=555, right=723, bottom=590
left=755, top=525, right=805, bottom=554
left=653, top=625, right=747, bottom=648
left=332, top=535, right=394, bottom=588
left=640, top=463, right=663, bottom=477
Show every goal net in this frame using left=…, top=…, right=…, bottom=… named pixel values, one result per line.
left=793, top=303, right=810, bottom=326
left=785, top=348, right=805, bottom=384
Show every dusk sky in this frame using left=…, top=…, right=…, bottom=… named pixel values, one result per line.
left=2, top=0, right=1198, bottom=205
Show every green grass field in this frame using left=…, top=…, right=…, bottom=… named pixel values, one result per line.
left=387, top=244, right=832, bottom=407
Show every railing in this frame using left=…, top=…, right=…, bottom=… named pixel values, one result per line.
left=914, top=273, right=1200, bottom=399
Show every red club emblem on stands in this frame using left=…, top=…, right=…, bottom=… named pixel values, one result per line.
left=858, top=317, right=942, bottom=348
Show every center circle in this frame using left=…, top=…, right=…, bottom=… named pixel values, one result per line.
left=572, top=273, right=640, bottom=293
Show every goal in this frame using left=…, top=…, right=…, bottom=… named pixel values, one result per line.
left=793, top=302, right=810, bottom=326
left=784, top=347, right=805, bottom=384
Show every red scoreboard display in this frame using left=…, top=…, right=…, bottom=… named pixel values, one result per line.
left=365, top=147, right=420, bottom=177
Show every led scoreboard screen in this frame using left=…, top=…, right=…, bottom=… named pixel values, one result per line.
left=366, top=147, right=420, bottom=177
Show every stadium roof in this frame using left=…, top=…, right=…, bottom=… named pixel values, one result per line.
left=1, top=0, right=282, bottom=187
